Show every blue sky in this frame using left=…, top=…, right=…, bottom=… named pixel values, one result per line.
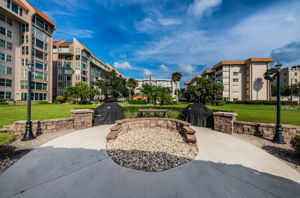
left=29, top=0, right=300, bottom=85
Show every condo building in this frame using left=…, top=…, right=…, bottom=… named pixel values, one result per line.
left=135, top=78, right=180, bottom=99
left=277, top=65, right=300, bottom=88
left=52, top=38, right=124, bottom=98
left=0, top=0, right=55, bottom=102
left=186, top=58, right=275, bottom=101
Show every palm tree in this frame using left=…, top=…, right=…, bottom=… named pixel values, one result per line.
left=171, top=72, right=182, bottom=102
left=264, top=68, right=277, bottom=100
left=126, top=78, right=138, bottom=100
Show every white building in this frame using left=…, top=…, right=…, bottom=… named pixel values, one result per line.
left=135, top=79, right=180, bottom=99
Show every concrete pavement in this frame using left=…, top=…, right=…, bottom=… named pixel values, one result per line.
left=0, top=125, right=300, bottom=198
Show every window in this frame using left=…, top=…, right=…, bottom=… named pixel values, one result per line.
left=0, top=91, right=11, bottom=100
left=32, top=49, right=48, bottom=60
left=76, top=62, right=81, bottom=68
left=32, top=60, right=48, bottom=71
left=6, top=0, right=23, bottom=16
left=21, top=93, right=47, bottom=101
left=65, top=62, right=72, bottom=67
left=22, top=46, right=29, bottom=55
left=76, top=55, right=81, bottom=60
left=82, top=77, right=87, bottom=82
left=76, top=76, right=80, bottom=81
left=75, top=69, right=81, bottom=74
left=233, top=92, right=239, bottom=96
left=64, top=69, right=73, bottom=75
left=65, top=76, right=72, bottom=81
left=32, top=16, right=49, bottom=31
left=0, top=14, right=12, bottom=26
left=82, top=70, right=87, bottom=75
left=65, top=82, right=72, bottom=87
left=0, top=26, right=12, bottom=38
left=33, top=37, right=48, bottom=51
left=223, top=71, right=229, bottom=77
left=32, top=26, right=49, bottom=41
left=82, top=63, right=87, bottom=69
left=60, top=47, right=69, bottom=53
left=76, top=48, right=81, bottom=54
left=223, top=91, right=229, bottom=96
left=22, top=24, right=29, bottom=32
left=21, top=81, right=47, bottom=90
left=82, top=56, right=88, bottom=63
left=0, top=39, right=12, bottom=50
left=21, top=58, right=28, bottom=66
left=0, top=78, right=12, bottom=87
left=58, top=82, right=63, bottom=88
left=53, top=48, right=57, bottom=53
left=0, top=53, right=12, bottom=62
left=233, top=72, right=239, bottom=76
left=0, top=66, right=12, bottom=75
left=233, top=79, right=239, bottom=83
left=22, top=35, right=28, bottom=44
left=58, top=75, right=63, bottom=80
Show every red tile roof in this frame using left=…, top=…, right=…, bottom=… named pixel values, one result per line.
left=14, top=0, right=29, bottom=11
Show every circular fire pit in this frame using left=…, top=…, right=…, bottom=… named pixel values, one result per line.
left=106, top=118, right=198, bottom=172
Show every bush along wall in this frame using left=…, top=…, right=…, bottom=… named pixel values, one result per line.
left=227, top=100, right=299, bottom=105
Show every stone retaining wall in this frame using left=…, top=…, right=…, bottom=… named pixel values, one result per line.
left=0, top=109, right=94, bottom=136
left=213, top=112, right=300, bottom=141
left=107, top=118, right=197, bottom=144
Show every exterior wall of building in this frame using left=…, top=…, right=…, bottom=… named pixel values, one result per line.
left=0, top=0, right=55, bottom=102
left=186, top=58, right=274, bottom=101
left=135, top=79, right=180, bottom=98
left=52, top=38, right=123, bottom=98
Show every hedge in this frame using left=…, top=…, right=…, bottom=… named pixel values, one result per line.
left=227, top=100, right=299, bottom=105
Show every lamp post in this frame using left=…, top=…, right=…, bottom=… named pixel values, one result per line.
left=22, top=62, right=35, bottom=141
left=273, top=62, right=285, bottom=144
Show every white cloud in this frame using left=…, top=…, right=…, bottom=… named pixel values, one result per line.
left=188, top=0, right=222, bottom=18
left=134, top=0, right=300, bottom=66
left=143, top=69, right=152, bottom=77
left=113, top=61, right=133, bottom=69
left=160, top=64, right=169, bottom=72
left=158, top=17, right=181, bottom=26
left=179, top=64, right=196, bottom=75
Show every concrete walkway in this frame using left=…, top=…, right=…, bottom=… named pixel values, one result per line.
left=1, top=125, right=300, bottom=198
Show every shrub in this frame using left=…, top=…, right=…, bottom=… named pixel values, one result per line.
left=214, top=100, right=226, bottom=106
left=55, top=96, right=65, bottom=104
left=291, top=135, right=300, bottom=156
left=128, top=100, right=147, bottom=105
left=0, top=102, right=8, bottom=105
left=227, top=100, right=298, bottom=105
left=37, top=101, right=49, bottom=104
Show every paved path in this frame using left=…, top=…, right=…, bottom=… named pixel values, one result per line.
left=1, top=125, right=300, bottom=198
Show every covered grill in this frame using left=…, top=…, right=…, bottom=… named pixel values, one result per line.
left=94, top=103, right=124, bottom=125
left=182, top=104, right=213, bottom=127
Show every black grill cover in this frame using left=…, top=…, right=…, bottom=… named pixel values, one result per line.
left=94, top=103, right=124, bottom=125
left=182, top=104, right=213, bottom=127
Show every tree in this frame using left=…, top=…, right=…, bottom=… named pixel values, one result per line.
left=94, top=70, right=128, bottom=102
left=188, top=78, right=223, bottom=104
left=139, top=83, right=173, bottom=105
left=171, top=72, right=182, bottom=102
left=126, top=78, right=138, bottom=99
left=139, top=83, right=156, bottom=104
left=264, top=68, right=277, bottom=99
left=62, top=82, right=99, bottom=104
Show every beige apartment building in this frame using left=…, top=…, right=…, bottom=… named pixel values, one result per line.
left=135, top=78, right=180, bottom=99
left=277, top=65, right=300, bottom=88
left=52, top=38, right=124, bottom=98
left=186, top=58, right=275, bottom=101
left=0, top=0, right=55, bottom=102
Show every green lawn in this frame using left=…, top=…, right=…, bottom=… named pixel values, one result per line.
left=0, top=133, right=15, bottom=145
left=0, top=103, right=299, bottom=129
left=207, top=104, right=300, bottom=126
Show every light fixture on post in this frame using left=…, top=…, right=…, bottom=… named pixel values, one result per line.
left=273, top=62, right=285, bottom=144
left=22, top=62, right=35, bottom=141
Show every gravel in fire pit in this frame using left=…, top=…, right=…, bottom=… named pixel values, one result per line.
left=107, top=127, right=198, bottom=172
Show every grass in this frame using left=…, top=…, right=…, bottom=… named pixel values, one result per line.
left=0, top=103, right=299, bottom=129
left=207, top=104, right=300, bottom=126
left=0, top=133, right=15, bottom=145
